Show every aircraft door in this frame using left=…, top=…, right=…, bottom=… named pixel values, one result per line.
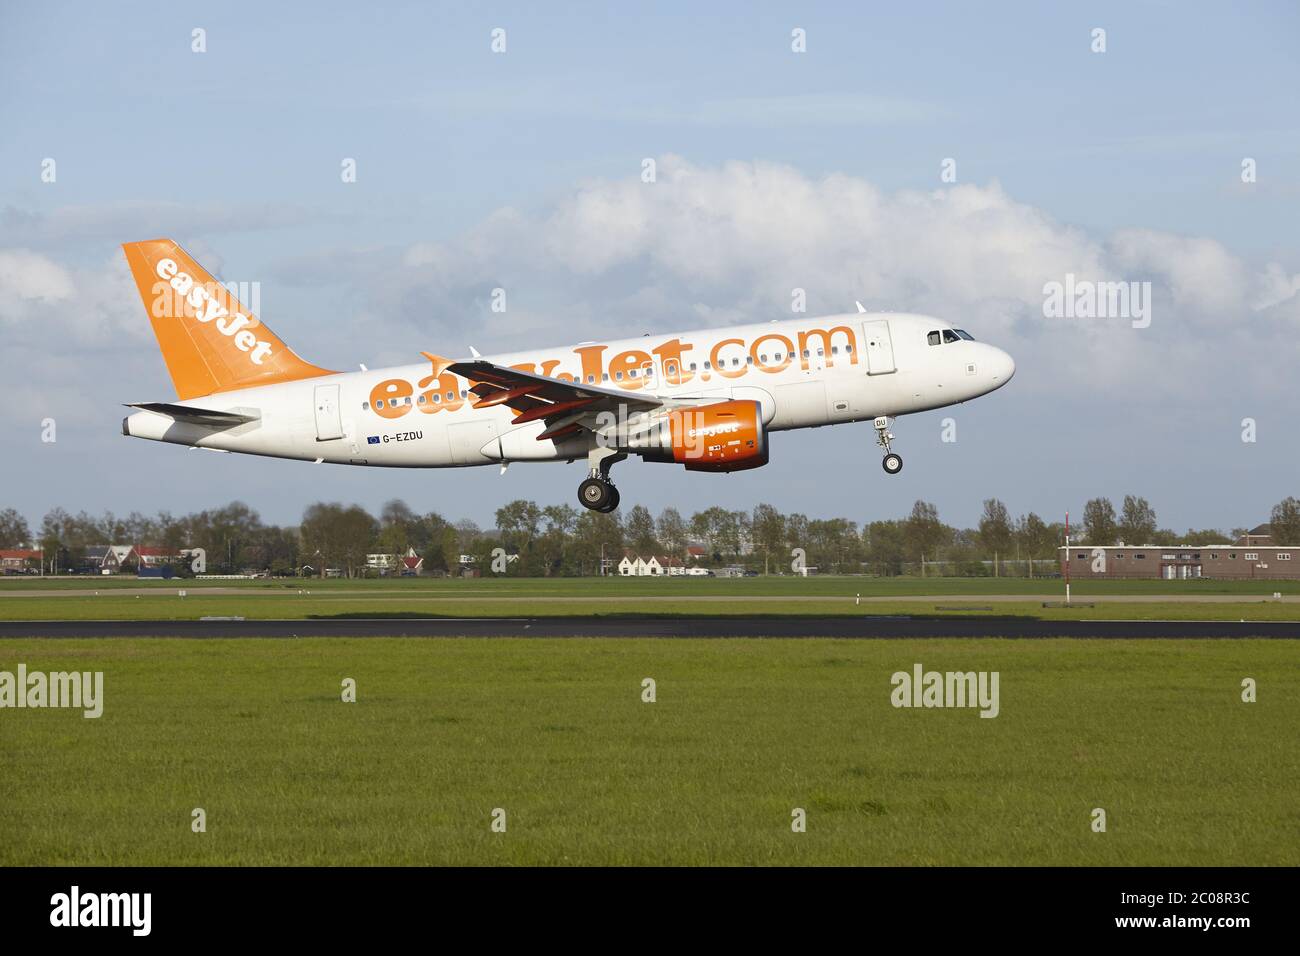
left=314, top=384, right=344, bottom=441
left=862, top=319, right=896, bottom=375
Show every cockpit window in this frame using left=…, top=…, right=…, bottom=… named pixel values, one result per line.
left=955, top=329, right=974, bottom=340
left=942, top=329, right=961, bottom=344
left=927, top=331, right=941, bottom=346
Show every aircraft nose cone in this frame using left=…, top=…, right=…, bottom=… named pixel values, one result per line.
left=993, top=351, right=1013, bottom=382
left=990, top=348, right=1015, bottom=385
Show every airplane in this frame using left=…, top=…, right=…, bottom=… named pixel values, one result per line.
left=120, top=238, right=1015, bottom=512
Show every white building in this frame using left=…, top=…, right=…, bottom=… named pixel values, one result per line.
left=366, top=547, right=426, bottom=574
left=618, top=553, right=686, bottom=576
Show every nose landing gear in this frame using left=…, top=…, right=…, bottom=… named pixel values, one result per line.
left=874, top=416, right=903, bottom=475
left=577, top=448, right=625, bottom=512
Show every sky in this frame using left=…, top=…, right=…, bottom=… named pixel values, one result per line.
left=1, top=1, right=1298, bottom=534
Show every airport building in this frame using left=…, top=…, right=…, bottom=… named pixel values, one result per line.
left=1057, top=526, right=1300, bottom=580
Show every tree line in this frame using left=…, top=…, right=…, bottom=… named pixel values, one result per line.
left=1, top=495, right=1295, bottom=577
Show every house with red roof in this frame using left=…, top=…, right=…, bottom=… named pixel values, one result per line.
left=0, top=549, right=42, bottom=573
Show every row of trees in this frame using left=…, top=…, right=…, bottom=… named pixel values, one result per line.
left=3, top=496, right=1295, bottom=577
left=1078, top=495, right=1204, bottom=547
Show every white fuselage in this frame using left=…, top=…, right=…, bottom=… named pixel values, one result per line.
left=123, top=312, right=1014, bottom=467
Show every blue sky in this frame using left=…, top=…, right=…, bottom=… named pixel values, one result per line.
left=2, top=1, right=1298, bottom=533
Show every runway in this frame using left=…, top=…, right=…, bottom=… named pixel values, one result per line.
left=2, top=617, right=1299, bottom=639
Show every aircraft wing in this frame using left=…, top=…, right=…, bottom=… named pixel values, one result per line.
left=446, top=359, right=663, bottom=441
left=125, top=402, right=260, bottom=427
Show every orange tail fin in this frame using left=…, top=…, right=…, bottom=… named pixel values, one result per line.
left=122, top=238, right=335, bottom=400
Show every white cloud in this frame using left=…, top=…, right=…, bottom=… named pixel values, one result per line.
left=0, top=249, right=76, bottom=302
left=0, top=247, right=160, bottom=423
left=261, top=157, right=1298, bottom=401
left=0, top=247, right=144, bottom=346
left=6, top=158, right=1300, bottom=407
left=1251, top=262, right=1300, bottom=316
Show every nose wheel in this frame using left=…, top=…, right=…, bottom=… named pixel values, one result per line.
left=874, top=416, right=902, bottom=475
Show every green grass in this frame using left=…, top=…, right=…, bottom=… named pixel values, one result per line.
left=1, top=637, right=1296, bottom=865
left=5, top=574, right=1300, bottom=595
left=3, top=575, right=1300, bottom=621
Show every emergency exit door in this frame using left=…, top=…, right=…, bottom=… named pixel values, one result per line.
left=314, top=384, right=343, bottom=441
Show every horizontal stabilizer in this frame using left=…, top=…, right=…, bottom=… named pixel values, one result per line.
left=125, top=402, right=260, bottom=427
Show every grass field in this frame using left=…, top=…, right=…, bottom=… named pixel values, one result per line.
left=3, top=575, right=1300, bottom=622
left=7, top=574, right=1300, bottom=595
left=1, top=636, right=1297, bottom=866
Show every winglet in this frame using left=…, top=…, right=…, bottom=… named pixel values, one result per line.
left=855, top=301, right=867, bottom=313
left=420, top=351, right=456, bottom=376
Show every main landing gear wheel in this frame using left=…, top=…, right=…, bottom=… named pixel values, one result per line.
left=882, top=453, right=903, bottom=475
left=580, top=448, right=626, bottom=512
left=578, top=477, right=617, bottom=512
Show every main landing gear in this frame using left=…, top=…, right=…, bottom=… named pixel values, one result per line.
left=578, top=448, right=625, bottom=512
left=579, top=476, right=620, bottom=513
left=874, top=416, right=903, bottom=475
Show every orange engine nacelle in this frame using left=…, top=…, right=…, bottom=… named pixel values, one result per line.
left=666, top=399, right=769, bottom=473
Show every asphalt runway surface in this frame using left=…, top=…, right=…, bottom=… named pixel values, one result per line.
left=2, top=617, right=1299, bottom=638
